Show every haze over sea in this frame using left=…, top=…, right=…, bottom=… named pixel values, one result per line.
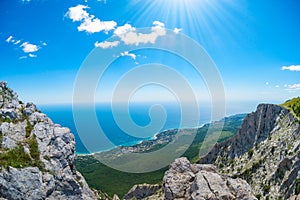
left=40, top=101, right=259, bottom=154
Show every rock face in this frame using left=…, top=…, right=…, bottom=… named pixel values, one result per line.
left=163, top=157, right=257, bottom=200
left=124, top=184, right=162, bottom=200
left=0, top=82, right=96, bottom=199
left=199, top=104, right=300, bottom=199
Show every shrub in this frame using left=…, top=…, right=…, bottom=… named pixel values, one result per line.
left=0, top=145, right=32, bottom=169
left=248, top=148, right=254, bottom=158
left=28, top=135, right=39, bottom=160
left=0, top=135, right=44, bottom=170
left=263, top=184, right=271, bottom=194
left=295, top=178, right=300, bottom=195
left=25, top=119, right=33, bottom=138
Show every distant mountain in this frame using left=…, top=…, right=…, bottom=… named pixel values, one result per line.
left=0, top=82, right=96, bottom=199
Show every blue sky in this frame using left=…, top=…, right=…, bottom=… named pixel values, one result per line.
left=0, top=0, right=300, bottom=109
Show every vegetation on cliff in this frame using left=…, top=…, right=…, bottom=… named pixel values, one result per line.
left=281, top=97, right=300, bottom=120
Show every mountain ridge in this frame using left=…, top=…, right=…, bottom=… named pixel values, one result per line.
left=198, top=103, right=300, bottom=199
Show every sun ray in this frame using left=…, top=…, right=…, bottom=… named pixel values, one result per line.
left=124, top=0, right=249, bottom=53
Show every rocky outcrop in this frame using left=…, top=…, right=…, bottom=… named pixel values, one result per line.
left=199, top=103, right=300, bottom=199
left=163, top=157, right=257, bottom=200
left=0, top=81, right=96, bottom=199
left=124, top=184, right=162, bottom=200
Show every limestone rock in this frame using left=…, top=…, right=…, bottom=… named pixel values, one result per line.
left=113, top=194, right=121, bottom=200
left=0, top=81, right=96, bottom=199
left=124, top=184, right=161, bottom=200
left=163, top=158, right=257, bottom=200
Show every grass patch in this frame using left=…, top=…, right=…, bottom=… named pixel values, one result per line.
left=281, top=97, right=300, bottom=120
left=0, top=145, right=32, bottom=169
left=0, top=135, right=44, bottom=170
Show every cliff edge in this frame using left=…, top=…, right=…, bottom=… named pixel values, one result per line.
left=0, top=82, right=96, bottom=199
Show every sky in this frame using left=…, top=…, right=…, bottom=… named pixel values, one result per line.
left=0, top=0, right=300, bottom=111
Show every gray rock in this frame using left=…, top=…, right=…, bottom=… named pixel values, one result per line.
left=163, top=157, right=257, bottom=200
left=0, top=108, right=18, bottom=119
left=0, top=121, right=26, bottom=149
left=124, top=184, right=161, bottom=200
left=113, top=194, right=121, bottom=200
left=0, top=82, right=96, bottom=199
left=24, top=102, right=37, bottom=116
left=0, top=167, right=44, bottom=200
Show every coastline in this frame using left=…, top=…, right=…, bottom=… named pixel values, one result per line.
left=75, top=123, right=208, bottom=156
left=74, top=113, right=247, bottom=156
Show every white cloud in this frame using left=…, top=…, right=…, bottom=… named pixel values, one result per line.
left=281, top=65, right=300, bottom=71
left=115, top=21, right=166, bottom=46
left=120, top=51, right=136, bottom=60
left=20, top=42, right=39, bottom=53
left=92, top=20, right=167, bottom=49
left=14, top=40, right=21, bottom=45
left=29, top=53, right=37, bottom=58
left=275, top=85, right=279, bottom=88
left=19, top=56, right=27, bottom=59
left=6, top=36, right=13, bottom=43
left=114, top=24, right=136, bottom=36
left=153, top=21, right=165, bottom=27
left=94, top=40, right=120, bottom=49
left=265, top=82, right=269, bottom=85
left=5, top=35, right=44, bottom=58
left=174, top=28, right=182, bottom=34
left=66, top=4, right=116, bottom=34
left=285, top=84, right=300, bottom=91
left=78, top=17, right=116, bottom=33
left=66, top=5, right=89, bottom=22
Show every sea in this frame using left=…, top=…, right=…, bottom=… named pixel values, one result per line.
left=39, top=101, right=258, bottom=154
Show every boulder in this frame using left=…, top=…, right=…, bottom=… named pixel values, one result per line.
left=163, top=157, right=257, bottom=200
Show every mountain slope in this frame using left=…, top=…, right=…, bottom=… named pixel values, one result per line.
left=199, top=103, right=300, bottom=199
left=0, top=82, right=96, bottom=199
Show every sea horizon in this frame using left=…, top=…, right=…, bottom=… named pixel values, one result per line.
left=38, top=100, right=261, bottom=154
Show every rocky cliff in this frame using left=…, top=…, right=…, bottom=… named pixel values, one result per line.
left=199, top=103, right=300, bottom=199
left=0, top=82, right=96, bottom=199
left=163, top=157, right=257, bottom=200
